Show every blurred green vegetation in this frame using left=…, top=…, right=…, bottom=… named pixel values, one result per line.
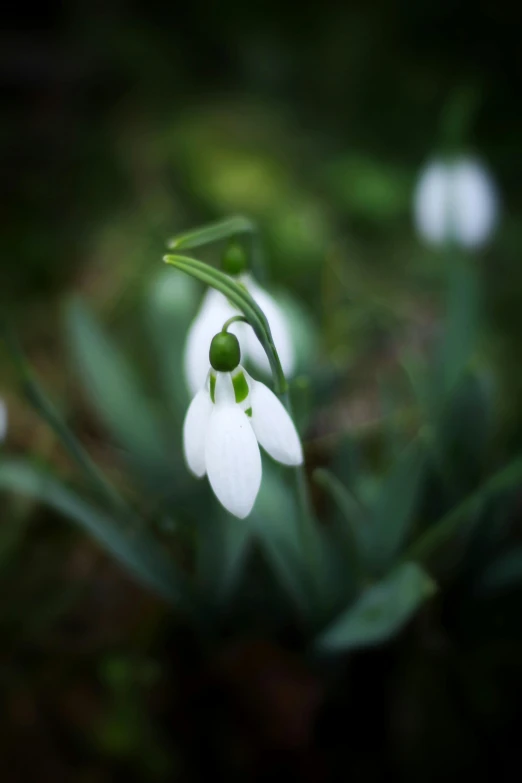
left=2, top=1, right=522, bottom=781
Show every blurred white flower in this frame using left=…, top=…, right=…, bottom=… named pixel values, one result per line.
left=0, top=398, right=7, bottom=442
left=183, top=367, right=302, bottom=518
left=183, top=274, right=295, bottom=396
left=413, top=157, right=499, bottom=248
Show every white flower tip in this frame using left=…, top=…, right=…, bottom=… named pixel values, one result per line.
left=248, top=378, right=304, bottom=467
left=205, top=406, right=262, bottom=520
left=224, top=494, right=256, bottom=520
left=281, top=440, right=304, bottom=466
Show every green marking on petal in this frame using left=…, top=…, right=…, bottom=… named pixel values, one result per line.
left=210, top=373, right=216, bottom=403
left=245, top=407, right=253, bottom=417
left=232, top=370, right=249, bottom=403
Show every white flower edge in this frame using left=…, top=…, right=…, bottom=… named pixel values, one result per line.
left=183, top=385, right=213, bottom=477
left=204, top=373, right=261, bottom=519
left=246, top=372, right=303, bottom=466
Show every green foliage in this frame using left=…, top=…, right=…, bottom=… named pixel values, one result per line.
left=0, top=460, right=192, bottom=607
left=316, top=563, right=436, bottom=652
left=66, top=298, right=169, bottom=467
left=2, top=217, right=522, bottom=683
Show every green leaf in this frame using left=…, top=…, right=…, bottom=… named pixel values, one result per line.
left=196, top=512, right=252, bottom=606
left=369, top=440, right=425, bottom=573
left=402, top=353, right=437, bottom=420
left=406, top=457, right=522, bottom=564
left=66, top=298, right=168, bottom=466
left=437, top=370, right=493, bottom=484
left=0, top=460, right=194, bottom=608
left=313, top=468, right=366, bottom=581
left=315, top=562, right=436, bottom=652
left=250, top=466, right=312, bottom=618
left=1, top=319, right=130, bottom=516
left=477, top=547, right=522, bottom=595
left=145, top=269, right=198, bottom=420
left=167, top=215, right=256, bottom=250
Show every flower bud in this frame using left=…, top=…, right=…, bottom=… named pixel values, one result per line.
left=221, top=241, right=248, bottom=276
left=209, top=332, right=241, bottom=372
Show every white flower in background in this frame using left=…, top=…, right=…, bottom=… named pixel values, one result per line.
left=183, top=242, right=295, bottom=396
left=0, top=398, right=7, bottom=442
left=413, top=156, right=499, bottom=248
left=183, top=332, right=302, bottom=519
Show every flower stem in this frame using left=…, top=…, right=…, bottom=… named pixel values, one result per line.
left=221, top=315, right=249, bottom=333
left=164, top=254, right=288, bottom=395
left=282, top=389, right=320, bottom=589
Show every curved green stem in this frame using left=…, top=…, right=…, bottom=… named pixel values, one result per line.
left=163, top=254, right=288, bottom=394
left=222, top=315, right=249, bottom=333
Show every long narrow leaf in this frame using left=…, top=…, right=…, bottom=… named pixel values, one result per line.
left=0, top=460, right=194, bottom=608
left=406, top=457, right=522, bottom=564
left=167, top=215, right=256, bottom=250
left=369, top=440, right=425, bottom=573
left=196, top=512, right=252, bottom=606
left=315, top=562, right=436, bottom=652
left=66, top=298, right=168, bottom=466
left=1, top=319, right=130, bottom=517
left=313, top=468, right=366, bottom=580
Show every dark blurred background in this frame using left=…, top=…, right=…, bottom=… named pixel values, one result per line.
left=2, top=1, right=522, bottom=781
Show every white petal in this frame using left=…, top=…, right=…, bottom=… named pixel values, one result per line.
left=451, top=158, right=498, bottom=248
left=242, top=276, right=295, bottom=377
left=183, top=289, right=237, bottom=396
left=182, top=387, right=212, bottom=477
left=214, top=371, right=236, bottom=405
left=0, top=399, right=7, bottom=442
left=205, top=404, right=261, bottom=519
left=248, top=377, right=303, bottom=466
left=413, top=160, right=450, bottom=245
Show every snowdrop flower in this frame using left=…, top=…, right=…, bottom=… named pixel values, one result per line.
left=183, top=330, right=303, bottom=519
left=413, top=156, right=499, bottom=248
left=0, top=398, right=7, bottom=442
left=183, top=242, right=295, bottom=396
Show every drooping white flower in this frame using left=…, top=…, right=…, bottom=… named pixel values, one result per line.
left=183, top=273, right=295, bottom=397
left=183, top=366, right=303, bottom=519
left=413, top=156, right=499, bottom=248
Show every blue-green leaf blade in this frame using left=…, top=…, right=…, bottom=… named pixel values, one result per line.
left=65, top=298, right=167, bottom=464
left=0, top=460, right=192, bottom=607
left=369, top=440, right=425, bottom=572
left=315, top=562, right=436, bottom=652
